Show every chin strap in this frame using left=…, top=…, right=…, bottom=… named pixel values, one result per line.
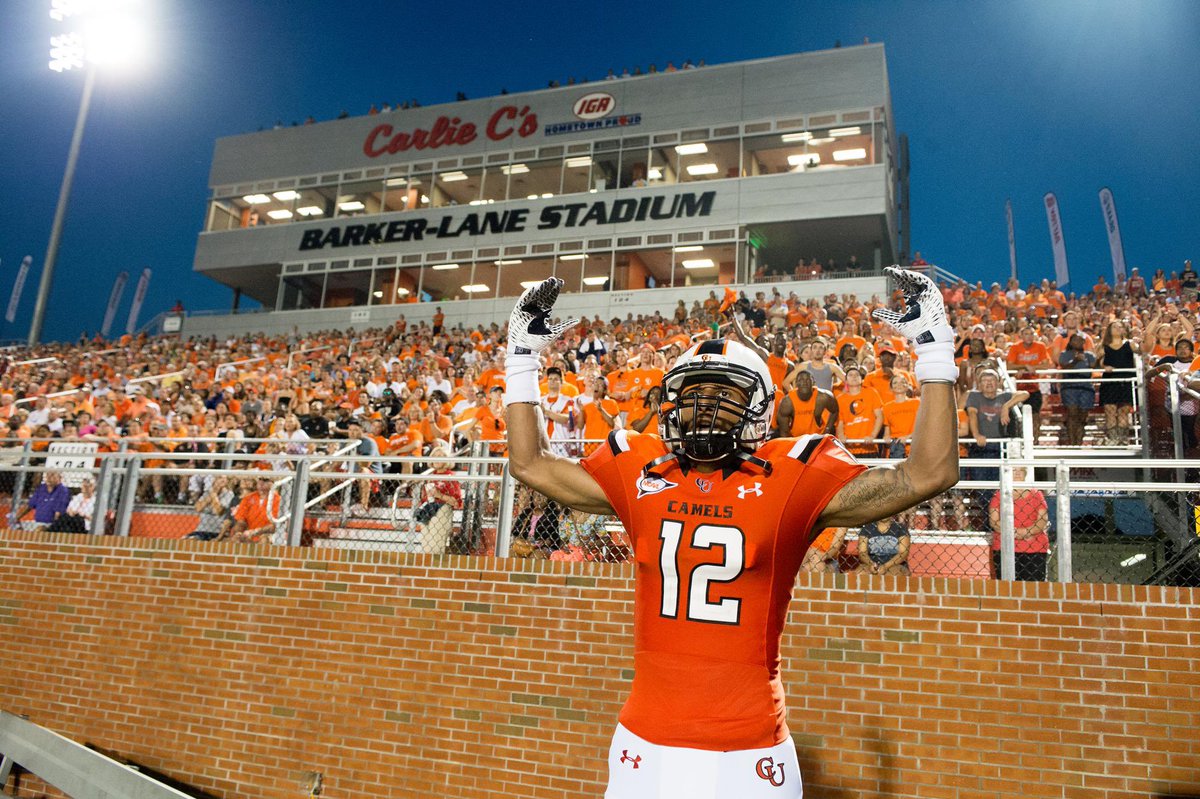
left=732, top=450, right=773, bottom=475
left=642, top=451, right=683, bottom=477
left=642, top=447, right=772, bottom=477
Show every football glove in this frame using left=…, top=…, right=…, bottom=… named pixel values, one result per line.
left=873, top=266, right=958, bottom=383
left=506, top=278, right=578, bottom=356
left=504, top=278, right=578, bottom=405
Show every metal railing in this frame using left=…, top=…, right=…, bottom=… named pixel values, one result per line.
left=1, top=440, right=1196, bottom=585
left=0, top=710, right=196, bottom=799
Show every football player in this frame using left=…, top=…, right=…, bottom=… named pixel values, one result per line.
left=505, top=268, right=959, bottom=799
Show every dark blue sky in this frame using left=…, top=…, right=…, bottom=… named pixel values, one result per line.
left=1, top=0, right=1196, bottom=342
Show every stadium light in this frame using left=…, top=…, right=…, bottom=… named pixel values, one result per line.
left=31, top=0, right=148, bottom=345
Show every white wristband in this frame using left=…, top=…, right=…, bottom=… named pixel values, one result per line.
left=504, top=354, right=541, bottom=405
left=913, top=339, right=958, bottom=384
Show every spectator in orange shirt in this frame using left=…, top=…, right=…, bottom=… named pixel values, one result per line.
left=1006, top=326, right=1054, bottom=442
left=862, top=346, right=902, bottom=404
left=578, top=379, right=619, bottom=456
left=881, top=374, right=921, bottom=459
left=835, top=365, right=883, bottom=456
left=229, top=475, right=281, bottom=543
left=473, top=386, right=507, bottom=456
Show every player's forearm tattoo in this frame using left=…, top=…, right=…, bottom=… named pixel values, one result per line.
left=833, top=466, right=918, bottom=519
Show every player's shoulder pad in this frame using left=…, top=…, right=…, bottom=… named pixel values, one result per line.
left=756, top=433, right=825, bottom=464
left=606, top=429, right=667, bottom=459
left=760, top=433, right=858, bottom=467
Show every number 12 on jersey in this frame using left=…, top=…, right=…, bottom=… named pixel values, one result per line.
left=658, top=520, right=746, bottom=625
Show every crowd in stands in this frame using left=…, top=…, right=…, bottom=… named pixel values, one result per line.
left=0, top=257, right=1196, bottom=548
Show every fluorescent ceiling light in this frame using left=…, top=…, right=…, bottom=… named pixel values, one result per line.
left=461, top=284, right=490, bottom=293
left=832, top=148, right=868, bottom=162
left=682, top=258, right=715, bottom=269
left=559, top=254, right=587, bottom=261
left=495, top=259, right=522, bottom=266
left=266, top=209, right=293, bottom=220
left=520, top=280, right=543, bottom=289
left=1120, top=553, right=1147, bottom=567
left=469, top=199, right=495, bottom=206
left=674, top=143, right=708, bottom=155
left=385, top=177, right=408, bottom=186
left=431, top=263, right=459, bottom=271
left=673, top=245, right=703, bottom=253
left=807, top=137, right=834, bottom=145
left=338, top=200, right=365, bottom=211
left=440, top=171, right=468, bottom=182
left=830, top=126, right=862, bottom=137
left=296, top=206, right=324, bottom=216
left=686, top=163, right=719, bottom=176
left=541, top=192, right=554, bottom=198
left=272, top=190, right=300, bottom=201
left=396, top=287, right=410, bottom=295
left=788, top=153, right=821, bottom=166
left=582, top=276, right=608, bottom=286
left=501, top=163, right=529, bottom=175
left=372, top=290, right=383, bottom=298
left=243, top=194, right=270, bottom=204
left=781, top=132, right=813, bottom=143
left=565, top=156, right=593, bottom=168
left=526, top=194, right=539, bottom=200
left=647, top=167, right=663, bottom=180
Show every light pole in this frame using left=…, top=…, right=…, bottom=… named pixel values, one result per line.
left=29, top=66, right=95, bottom=346
left=29, top=0, right=145, bottom=346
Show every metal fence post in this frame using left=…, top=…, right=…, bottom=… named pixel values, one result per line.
left=8, top=441, right=33, bottom=526
left=1137, top=357, right=1151, bottom=457
left=112, top=458, right=140, bottom=537
left=998, top=461, right=1016, bottom=581
left=496, top=463, right=516, bottom=558
left=1055, top=462, right=1072, bottom=583
left=1169, top=373, right=1184, bottom=460
left=90, top=454, right=116, bottom=536
left=1021, top=404, right=1034, bottom=453
left=286, top=460, right=310, bottom=547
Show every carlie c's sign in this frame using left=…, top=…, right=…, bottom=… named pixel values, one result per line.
left=363, top=105, right=538, bottom=157
left=298, top=191, right=716, bottom=252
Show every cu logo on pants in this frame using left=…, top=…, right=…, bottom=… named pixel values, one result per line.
left=756, top=756, right=786, bottom=787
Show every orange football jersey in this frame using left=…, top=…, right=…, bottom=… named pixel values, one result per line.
left=581, top=430, right=866, bottom=751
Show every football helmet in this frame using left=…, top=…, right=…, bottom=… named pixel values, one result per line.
left=659, top=339, right=775, bottom=463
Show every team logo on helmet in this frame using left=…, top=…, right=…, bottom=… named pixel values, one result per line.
left=635, top=473, right=678, bottom=499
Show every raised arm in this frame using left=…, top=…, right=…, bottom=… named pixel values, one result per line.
left=817, top=268, right=960, bottom=529
left=504, top=279, right=614, bottom=515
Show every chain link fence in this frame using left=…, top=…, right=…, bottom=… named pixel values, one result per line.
left=0, top=438, right=1197, bottom=586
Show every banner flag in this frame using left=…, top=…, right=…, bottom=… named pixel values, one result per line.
left=125, top=267, right=151, bottom=335
left=1098, top=187, right=1127, bottom=284
left=1005, top=199, right=1017, bottom=283
left=101, top=271, right=129, bottom=338
left=5, top=256, right=32, bottom=324
left=1043, top=193, right=1070, bottom=287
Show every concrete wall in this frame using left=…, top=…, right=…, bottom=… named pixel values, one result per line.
left=1, top=531, right=1197, bottom=799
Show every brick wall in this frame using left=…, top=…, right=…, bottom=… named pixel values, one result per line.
left=0, top=530, right=1197, bottom=799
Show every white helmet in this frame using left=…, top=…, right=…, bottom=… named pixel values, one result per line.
left=659, top=339, right=775, bottom=463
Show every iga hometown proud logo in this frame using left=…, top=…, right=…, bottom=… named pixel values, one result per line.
left=573, top=92, right=615, bottom=120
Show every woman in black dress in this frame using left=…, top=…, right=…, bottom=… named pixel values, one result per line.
left=1096, top=320, right=1137, bottom=444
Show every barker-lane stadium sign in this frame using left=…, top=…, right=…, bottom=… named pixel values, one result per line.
left=298, top=191, right=715, bottom=251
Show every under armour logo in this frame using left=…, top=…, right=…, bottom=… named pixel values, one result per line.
left=619, top=750, right=641, bottom=769
left=737, top=482, right=763, bottom=499
left=756, top=756, right=786, bottom=787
